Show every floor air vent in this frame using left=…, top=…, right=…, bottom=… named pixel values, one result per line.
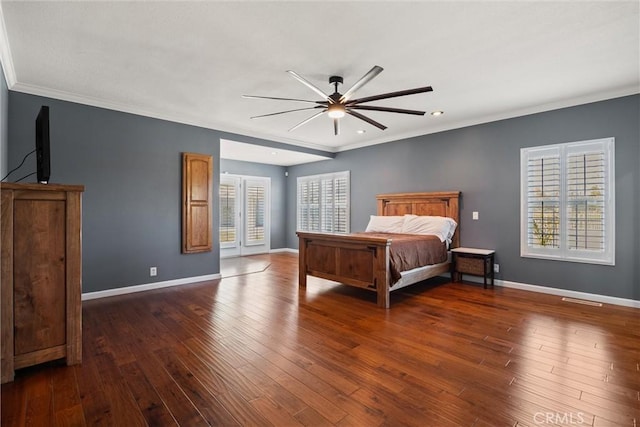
left=561, top=297, right=603, bottom=307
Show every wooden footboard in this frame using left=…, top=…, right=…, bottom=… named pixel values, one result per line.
left=297, top=232, right=393, bottom=308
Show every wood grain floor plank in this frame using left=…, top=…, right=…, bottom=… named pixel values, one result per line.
left=134, top=352, right=210, bottom=426
left=22, top=370, right=53, bottom=427
left=118, top=360, right=179, bottom=426
left=2, top=252, right=638, bottom=427
left=73, top=350, right=114, bottom=426
left=53, top=404, right=85, bottom=427
left=51, top=366, right=85, bottom=426
left=249, top=396, right=307, bottom=426
left=153, top=346, right=241, bottom=426
left=215, top=388, right=274, bottom=426
left=0, top=372, right=27, bottom=425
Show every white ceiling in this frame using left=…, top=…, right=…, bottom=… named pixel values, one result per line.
left=1, top=1, right=638, bottom=164
left=220, top=139, right=331, bottom=166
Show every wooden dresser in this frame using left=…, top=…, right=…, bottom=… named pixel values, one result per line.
left=1, top=183, right=84, bottom=383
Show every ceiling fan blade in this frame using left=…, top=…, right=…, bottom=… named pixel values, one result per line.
left=242, top=95, right=324, bottom=104
left=339, top=65, right=383, bottom=103
left=287, top=70, right=334, bottom=104
left=250, top=106, right=322, bottom=119
left=346, top=110, right=387, bottom=131
left=333, top=118, right=340, bottom=136
left=349, top=105, right=426, bottom=116
left=346, top=86, right=433, bottom=106
left=289, top=110, right=326, bottom=132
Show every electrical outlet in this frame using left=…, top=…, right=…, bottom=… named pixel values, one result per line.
left=150, top=267, right=157, bottom=277
left=494, top=264, right=499, bottom=273
left=472, top=211, right=479, bottom=220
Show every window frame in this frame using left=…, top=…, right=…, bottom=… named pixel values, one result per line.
left=520, top=137, right=615, bottom=265
left=297, top=171, right=350, bottom=233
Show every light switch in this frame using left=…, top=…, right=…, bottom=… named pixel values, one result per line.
left=472, top=211, right=479, bottom=220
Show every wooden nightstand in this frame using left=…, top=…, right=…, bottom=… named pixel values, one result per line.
left=451, top=247, right=495, bottom=288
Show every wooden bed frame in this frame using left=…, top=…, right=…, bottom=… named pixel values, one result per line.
left=297, top=191, right=461, bottom=308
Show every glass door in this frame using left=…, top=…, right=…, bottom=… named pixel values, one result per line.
left=220, top=175, right=270, bottom=258
left=241, top=177, right=270, bottom=256
left=220, top=175, right=241, bottom=258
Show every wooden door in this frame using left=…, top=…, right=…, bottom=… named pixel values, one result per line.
left=182, top=153, right=213, bottom=253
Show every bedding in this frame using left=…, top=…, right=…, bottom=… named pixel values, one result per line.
left=354, top=232, right=448, bottom=284
left=366, top=214, right=458, bottom=243
left=401, top=215, right=457, bottom=242
left=364, top=215, right=405, bottom=233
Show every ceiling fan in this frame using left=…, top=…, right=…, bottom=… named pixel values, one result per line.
left=243, top=66, right=433, bottom=136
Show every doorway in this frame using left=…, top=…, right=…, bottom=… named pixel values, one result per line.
left=220, top=174, right=271, bottom=259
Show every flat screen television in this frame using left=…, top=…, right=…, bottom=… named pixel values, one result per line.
left=35, top=105, right=50, bottom=184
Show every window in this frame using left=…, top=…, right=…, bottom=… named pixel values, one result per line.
left=521, top=138, right=615, bottom=265
left=297, top=171, right=350, bottom=233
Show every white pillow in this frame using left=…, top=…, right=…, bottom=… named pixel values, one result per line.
left=401, top=215, right=458, bottom=242
left=365, top=215, right=405, bottom=233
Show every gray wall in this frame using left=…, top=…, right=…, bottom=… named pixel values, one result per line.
left=220, top=158, right=287, bottom=249
left=0, top=65, right=7, bottom=178
left=8, top=92, right=223, bottom=293
left=6, top=89, right=639, bottom=301
left=287, top=95, right=639, bottom=301
left=6, top=92, right=313, bottom=294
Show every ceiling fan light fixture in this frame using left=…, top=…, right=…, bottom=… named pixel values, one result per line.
left=327, top=103, right=346, bottom=119
left=245, top=66, right=433, bottom=135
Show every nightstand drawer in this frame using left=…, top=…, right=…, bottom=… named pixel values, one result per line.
left=456, top=256, right=487, bottom=276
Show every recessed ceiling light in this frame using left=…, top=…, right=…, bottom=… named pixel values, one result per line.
left=430, top=111, right=444, bottom=116
left=271, top=151, right=277, bottom=155
left=356, top=129, right=366, bottom=134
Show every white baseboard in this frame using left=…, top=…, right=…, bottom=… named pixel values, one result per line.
left=270, top=248, right=298, bottom=254
left=82, top=260, right=639, bottom=309
left=459, top=274, right=640, bottom=309
left=82, top=273, right=221, bottom=301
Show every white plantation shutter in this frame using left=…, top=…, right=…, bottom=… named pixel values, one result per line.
left=521, top=138, right=614, bottom=265
left=333, top=174, right=349, bottom=233
left=297, top=171, right=350, bottom=233
left=309, top=180, right=320, bottom=231
left=297, top=180, right=309, bottom=232
left=566, top=151, right=605, bottom=251
left=525, top=150, right=561, bottom=249
left=321, top=178, right=334, bottom=232
left=219, top=182, right=237, bottom=245
left=245, top=182, right=266, bottom=245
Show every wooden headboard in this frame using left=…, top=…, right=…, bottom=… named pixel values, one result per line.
left=376, top=191, right=461, bottom=248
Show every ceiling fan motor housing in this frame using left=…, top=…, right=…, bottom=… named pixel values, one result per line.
left=329, top=75, right=344, bottom=85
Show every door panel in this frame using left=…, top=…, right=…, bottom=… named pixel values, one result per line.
left=241, top=177, right=270, bottom=256
left=182, top=153, right=213, bottom=253
left=220, top=175, right=270, bottom=258
left=220, top=176, right=240, bottom=258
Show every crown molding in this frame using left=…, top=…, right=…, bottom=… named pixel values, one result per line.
left=336, top=85, right=640, bottom=152
left=7, top=75, right=638, bottom=157
left=0, top=3, right=16, bottom=86
left=10, top=81, right=338, bottom=155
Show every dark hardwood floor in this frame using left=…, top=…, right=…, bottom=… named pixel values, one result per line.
left=2, top=252, right=639, bottom=426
